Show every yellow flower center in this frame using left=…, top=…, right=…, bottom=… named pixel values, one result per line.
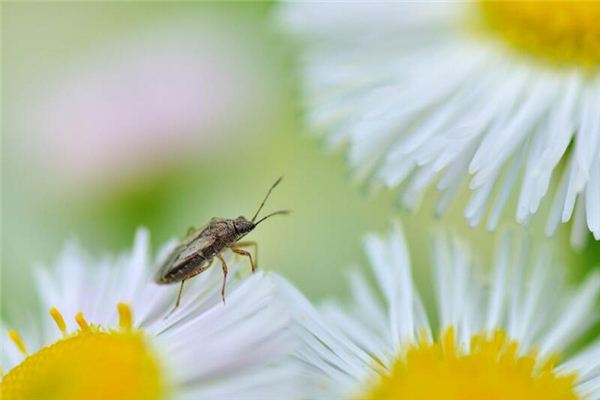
left=477, top=0, right=600, bottom=69
left=361, top=328, right=578, bottom=400
left=1, top=304, right=165, bottom=400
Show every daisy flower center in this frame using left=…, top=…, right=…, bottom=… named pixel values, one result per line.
left=478, top=1, right=600, bottom=68
left=361, top=327, right=578, bottom=400
left=1, top=304, right=165, bottom=400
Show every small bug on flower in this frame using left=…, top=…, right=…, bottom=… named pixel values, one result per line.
left=156, top=177, right=289, bottom=312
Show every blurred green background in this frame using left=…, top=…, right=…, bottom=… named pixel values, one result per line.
left=2, top=2, right=598, bottom=322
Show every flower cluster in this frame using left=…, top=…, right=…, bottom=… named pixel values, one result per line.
left=3, top=227, right=600, bottom=399
left=3, top=2, right=600, bottom=399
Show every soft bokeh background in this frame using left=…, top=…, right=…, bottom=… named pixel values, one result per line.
left=2, top=2, right=598, bottom=323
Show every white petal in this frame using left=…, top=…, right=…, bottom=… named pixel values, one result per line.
left=279, top=1, right=600, bottom=241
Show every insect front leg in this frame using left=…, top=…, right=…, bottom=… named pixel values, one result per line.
left=216, top=254, right=228, bottom=304
left=233, top=241, right=258, bottom=270
left=231, top=247, right=256, bottom=273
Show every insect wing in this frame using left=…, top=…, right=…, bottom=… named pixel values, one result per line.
left=156, top=243, right=186, bottom=281
left=176, top=232, right=216, bottom=264
left=156, top=231, right=215, bottom=280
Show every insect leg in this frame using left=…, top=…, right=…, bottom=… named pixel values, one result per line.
left=233, top=241, right=258, bottom=270
left=164, top=280, right=186, bottom=319
left=175, top=280, right=186, bottom=309
left=231, top=247, right=256, bottom=273
left=216, top=254, right=228, bottom=303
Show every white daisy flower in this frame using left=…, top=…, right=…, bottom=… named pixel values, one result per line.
left=278, top=225, right=600, bottom=399
left=1, top=229, right=299, bottom=400
left=277, top=2, right=600, bottom=245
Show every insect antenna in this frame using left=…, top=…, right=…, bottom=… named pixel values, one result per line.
left=255, top=210, right=291, bottom=225
left=251, top=177, right=284, bottom=223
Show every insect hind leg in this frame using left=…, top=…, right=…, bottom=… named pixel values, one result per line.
left=164, top=280, right=186, bottom=319
left=216, top=254, right=228, bottom=304
left=175, top=280, right=185, bottom=308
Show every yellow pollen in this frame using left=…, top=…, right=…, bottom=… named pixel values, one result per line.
left=1, top=304, right=165, bottom=400
left=477, top=1, right=600, bottom=69
left=8, top=330, right=27, bottom=355
left=75, top=311, right=90, bottom=332
left=49, top=307, right=67, bottom=336
left=360, top=327, right=579, bottom=400
left=118, top=302, right=133, bottom=331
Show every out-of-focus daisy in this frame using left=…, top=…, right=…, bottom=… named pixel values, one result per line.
left=278, top=225, right=600, bottom=399
left=1, top=229, right=298, bottom=400
left=277, top=2, right=600, bottom=245
left=22, top=17, right=281, bottom=192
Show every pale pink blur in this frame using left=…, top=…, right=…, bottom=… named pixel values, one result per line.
left=30, top=22, right=276, bottom=190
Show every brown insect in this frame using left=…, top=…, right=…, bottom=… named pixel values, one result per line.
left=156, top=177, right=288, bottom=311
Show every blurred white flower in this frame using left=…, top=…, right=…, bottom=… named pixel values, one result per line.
left=27, top=20, right=279, bottom=189
left=278, top=225, right=600, bottom=399
left=1, top=229, right=300, bottom=400
left=277, top=2, right=600, bottom=245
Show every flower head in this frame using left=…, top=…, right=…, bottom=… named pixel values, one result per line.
left=1, top=230, right=298, bottom=400
left=26, top=19, right=278, bottom=191
left=279, top=225, right=600, bottom=399
left=277, top=2, right=600, bottom=245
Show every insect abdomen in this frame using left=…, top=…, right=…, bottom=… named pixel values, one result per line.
left=160, top=254, right=211, bottom=283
